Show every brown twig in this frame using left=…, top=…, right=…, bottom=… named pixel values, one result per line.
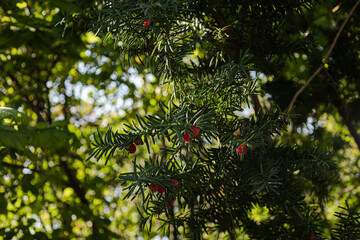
left=292, top=205, right=305, bottom=221
left=287, top=0, right=360, bottom=113
left=287, top=66, right=324, bottom=113
left=250, top=93, right=264, bottom=118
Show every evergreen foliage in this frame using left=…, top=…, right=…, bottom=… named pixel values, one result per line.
left=1, top=0, right=360, bottom=239
left=81, top=0, right=360, bottom=238
left=332, top=202, right=360, bottom=240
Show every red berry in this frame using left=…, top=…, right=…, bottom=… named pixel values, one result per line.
left=149, top=183, right=165, bottom=193
left=308, top=234, right=315, bottom=240
left=134, top=136, right=143, bottom=145
left=190, top=126, right=200, bottom=136
left=171, top=180, right=179, bottom=187
left=237, top=143, right=248, bottom=154
left=184, top=132, right=191, bottom=143
left=184, top=126, right=200, bottom=143
left=156, top=184, right=165, bottom=193
left=143, top=19, right=149, bottom=26
left=150, top=183, right=157, bottom=192
left=167, top=200, right=174, bottom=208
left=128, top=144, right=136, bottom=154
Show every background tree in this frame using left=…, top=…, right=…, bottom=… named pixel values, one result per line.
left=0, top=0, right=167, bottom=239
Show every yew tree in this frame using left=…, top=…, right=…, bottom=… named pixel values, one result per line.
left=78, top=0, right=360, bottom=239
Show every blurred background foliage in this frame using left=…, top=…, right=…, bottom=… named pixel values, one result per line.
left=1, top=0, right=360, bottom=239
left=0, top=0, right=169, bottom=239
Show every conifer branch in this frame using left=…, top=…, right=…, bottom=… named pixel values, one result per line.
left=211, top=10, right=264, bottom=118
left=82, top=2, right=344, bottom=237
left=287, top=0, right=360, bottom=113
left=250, top=93, right=264, bottom=118
left=332, top=202, right=360, bottom=239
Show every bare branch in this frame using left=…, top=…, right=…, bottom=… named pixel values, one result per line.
left=287, top=0, right=360, bottom=113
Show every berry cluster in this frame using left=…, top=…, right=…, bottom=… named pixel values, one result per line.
left=183, top=126, right=249, bottom=156
left=150, top=180, right=179, bottom=208
left=127, top=126, right=248, bottom=210
left=150, top=180, right=179, bottom=194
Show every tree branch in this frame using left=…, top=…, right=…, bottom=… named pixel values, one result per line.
left=212, top=10, right=264, bottom=118
left=287, top=0, right=360, bottom=113
left=44, top=55, right=60, bottom=124
left=250, top=93, right=264, bottom=118
left=211, top=11, right=240, bottom=49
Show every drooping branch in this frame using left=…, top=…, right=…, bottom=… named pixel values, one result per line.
left=287, top=0, right=360, bottom=113
left=287, top=66, right=324, bottom=113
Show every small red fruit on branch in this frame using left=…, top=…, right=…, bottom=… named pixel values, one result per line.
left=171, top=180, right=179, bottom=186
left=150, top=183, right=157, bottom=192
left=184, top=126, right=200, bottom=143
left=134, top=136, right=143, bottom=145
left=167, top=200, right=174, bottom=208
left=150, top=183, right=165, bottom=193
left=237, top=143, right=248, bottom=154
left=308, top=233, right=315, bottom=240
left=127, top=144, right=136, bottom=154
left=143, top=19, right=149, bottom=26
left=150, top=180, right=178, bottom=193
